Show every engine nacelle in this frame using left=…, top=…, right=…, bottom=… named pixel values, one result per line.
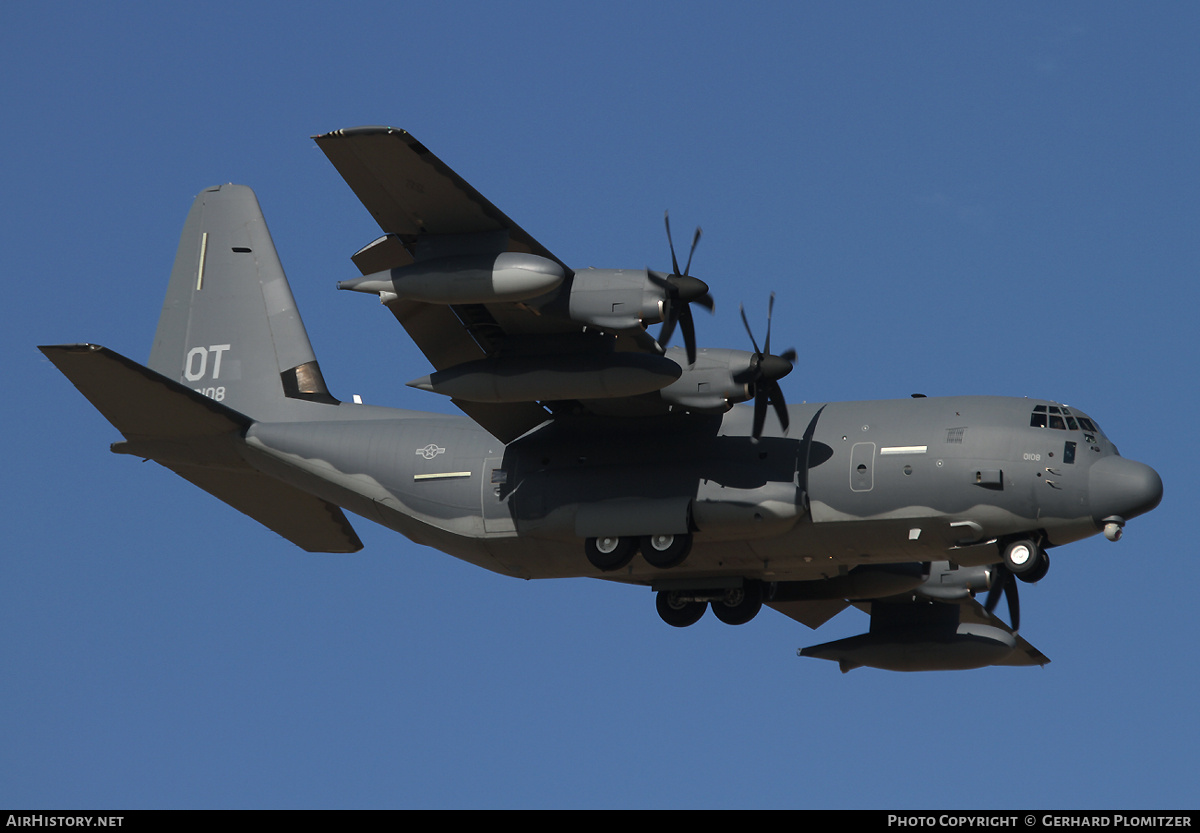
left=566, top=269, right=667, bottom=330
left=338, top=253, right=565, bottom=305
left=656, top=348, right=756, bottom=413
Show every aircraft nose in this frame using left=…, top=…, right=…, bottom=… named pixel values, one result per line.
left=1089, top=455, right=1163, bottom=525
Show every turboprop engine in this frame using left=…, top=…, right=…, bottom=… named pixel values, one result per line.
left=565, top=268, right=674, bottom=331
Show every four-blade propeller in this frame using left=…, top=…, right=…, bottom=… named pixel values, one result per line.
left=737, top=293, right=796, bottom=441
left=651, top=211, right=714, bottom=365
left=651, top=213, right=794, bottom=440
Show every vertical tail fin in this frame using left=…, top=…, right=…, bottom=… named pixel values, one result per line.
left=148, top=184, right=336, bottom=420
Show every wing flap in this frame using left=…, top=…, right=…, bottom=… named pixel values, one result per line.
left=766, top=599, right=850, bottom=629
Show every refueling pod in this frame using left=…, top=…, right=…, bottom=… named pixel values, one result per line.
left=338, top=252, right=564, bottom=305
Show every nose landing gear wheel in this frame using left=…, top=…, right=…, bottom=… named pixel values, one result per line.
left=1016, top=550, right=1050, bottom=583
left=641, top=533, right=692, bottom=569
left=584, top=536, right=636, bottom=572
left=656, top=590, right=706, bottom=628
left=1002, top=538, right=1047, bottom=578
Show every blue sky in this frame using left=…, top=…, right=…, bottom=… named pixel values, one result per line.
left=4, top=1, right=1197, bottom=809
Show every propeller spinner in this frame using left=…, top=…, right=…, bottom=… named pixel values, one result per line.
left=738, top=293, right=796, bottom=441
left=651, top=211, right=714, bottom=365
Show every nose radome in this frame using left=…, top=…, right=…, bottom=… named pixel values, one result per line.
left=1089, top=456, right=1163, bottom=525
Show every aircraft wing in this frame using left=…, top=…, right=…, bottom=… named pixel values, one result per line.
left=849, top=597, right=1050, bottom=667
left=849, top=597, right=1051, bottom=668
left=314, top=126, right=569, bottom=271
left=783, top=593, right=1050, bottom=671
left=316, top=127, right=680, bottom=442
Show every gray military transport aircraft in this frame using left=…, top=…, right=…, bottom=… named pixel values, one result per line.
left=41, top=126, right=1163, bottom=672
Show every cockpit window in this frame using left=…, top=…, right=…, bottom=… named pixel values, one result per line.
left=1030, top=404, right=1096, bottom=433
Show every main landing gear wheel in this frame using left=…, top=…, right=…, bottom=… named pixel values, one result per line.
left=584, top=536, right=636, bottom=572
left=656, top=590, right=706, bottom=628
left=1003, top=538, right=1047, bottom=578
left=710, top=582, right=763, bottom=626
left=640, top=533, right=692, bottom=569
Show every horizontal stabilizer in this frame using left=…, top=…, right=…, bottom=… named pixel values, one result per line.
left=158, top=461, right=363, bottom=553
left=42, top=343, right=251, bottom=441
left=41, top=344, right=362, bottom=553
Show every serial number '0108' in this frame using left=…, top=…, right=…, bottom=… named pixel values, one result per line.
left=1023, top=452, right=1042, bottom=461
left=194, top=386, right=226, bottom=401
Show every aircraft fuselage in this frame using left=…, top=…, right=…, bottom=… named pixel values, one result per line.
left=241, top=393, right=1160, bottom=584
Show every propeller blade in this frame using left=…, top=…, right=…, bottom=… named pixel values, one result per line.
left=1007, top=578, right=1020, bottom=632
left=740, top=304, right=762, bottom=356
left=657, top=214, right=710, bottom=365
left=984, top=565, right=1020, bottom=632
left=764, top=292, right=775, bottom=355
left=767, top=381, right=790, bottom=434
left=752, top=387, right=769, bottom=440
left=984, top=566, right=1006, bottom=614
left=679, top=303, right=697, bottom=366
left=665, top=211, right=681, bottom=277
left=658, top=303, right=678, bottom=349
left=683, top=226, right=701, bottom=277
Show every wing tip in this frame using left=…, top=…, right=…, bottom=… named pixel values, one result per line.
left=313, top=125, right=408, bottom=140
